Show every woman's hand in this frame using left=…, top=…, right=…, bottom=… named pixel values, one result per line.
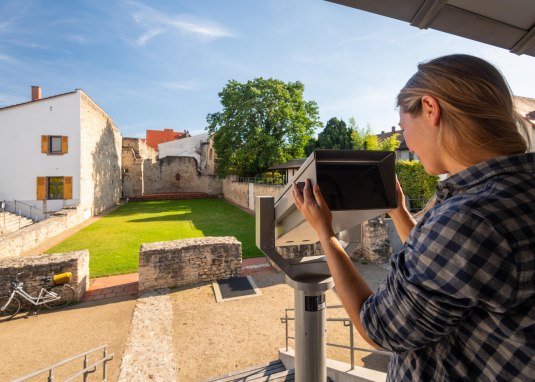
left=292, top=178, right=335, bottom=239
left=387, top=177, right=416, bottom=243
left=388, top=177, right=409, bottom=218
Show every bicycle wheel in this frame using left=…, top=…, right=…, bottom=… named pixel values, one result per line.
left=0, top=295, right=21, bottom=322
left=44, top=285, right=74, bottom=310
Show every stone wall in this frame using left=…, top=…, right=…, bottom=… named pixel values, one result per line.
left=0, top=250, right=89, bottom=301
left=222, top=178, right=283, bottom=212
left=0, top=207, right=86, bottom=259
left=353, top=217, right=392, bottom=263
left=121, top=138, right=223, bottom=198
left=143, top=156, right=222, bottom=195
left=138, top=237, right=241, bottom=292
left=79, top=91, right=122, bottom=216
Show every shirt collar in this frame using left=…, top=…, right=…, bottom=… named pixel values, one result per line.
left=435, top=152, right=535, bottom=202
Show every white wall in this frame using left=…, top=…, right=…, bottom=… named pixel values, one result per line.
left=0, top=92, right=81, bottom=216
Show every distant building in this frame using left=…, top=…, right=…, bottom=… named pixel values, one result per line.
left=376, top=126, right=416, bottom=161
left=145, top=128, right=190, bottom=151
left=269, top=158, right=306, bottom=183
left=0, top=86, right=122, bottom=220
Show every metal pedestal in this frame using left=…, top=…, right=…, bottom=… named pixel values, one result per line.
left=286, top=276, right=334, bottom=382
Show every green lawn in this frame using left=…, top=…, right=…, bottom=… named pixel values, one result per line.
left=48, top=199, right=264, bottom=278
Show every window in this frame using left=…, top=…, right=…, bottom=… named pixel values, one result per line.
left=49, top=136, right=62, bottom=154
left=41, top=135, right=68, bottom=155
left=48, top=177, right=64, bottom=199
left=36, top=176, right=73, bottom=200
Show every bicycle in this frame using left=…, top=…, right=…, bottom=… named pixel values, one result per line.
left=0, top=272, right=75, bottom=321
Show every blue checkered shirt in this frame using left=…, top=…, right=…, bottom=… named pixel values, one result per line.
left=361, top=153, right=535, bottom=381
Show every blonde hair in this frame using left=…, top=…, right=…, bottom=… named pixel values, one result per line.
left=397, top=54, right=528, bottom=166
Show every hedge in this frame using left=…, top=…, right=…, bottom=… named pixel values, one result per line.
left=395, top=160, right=439, bottom=211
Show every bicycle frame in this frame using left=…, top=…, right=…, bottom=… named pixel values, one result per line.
left=2, top=286, right=60, bottom=309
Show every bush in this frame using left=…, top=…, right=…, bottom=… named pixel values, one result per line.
left=395, top=160, right=439, bottom=211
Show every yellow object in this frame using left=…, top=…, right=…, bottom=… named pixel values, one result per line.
left=53, top=272, right=72, bottom=285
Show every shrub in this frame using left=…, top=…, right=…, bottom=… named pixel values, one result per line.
left=395, top=160, right=439, bottom=211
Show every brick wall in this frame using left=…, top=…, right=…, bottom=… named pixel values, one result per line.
left=0, top=250, right=89, bottom=301
left=138, top=237, right=241, bottom=292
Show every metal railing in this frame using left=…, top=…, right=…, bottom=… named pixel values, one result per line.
left=281, top=305, right=391, bottom=370
left=234, top=176, right=287, bottom=185
left=11, top=344, right=114, bottom=382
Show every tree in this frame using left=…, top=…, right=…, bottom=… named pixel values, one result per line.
left=316, top=117, right=353, bottom=150
left=206, top=78, right=320, bottom=177
left=350, top=119, right=400, bottom=151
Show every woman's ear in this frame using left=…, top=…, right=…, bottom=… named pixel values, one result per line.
left=421, top=95, right=441, bottom=127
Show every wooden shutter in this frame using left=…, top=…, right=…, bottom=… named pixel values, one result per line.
left=36, top=177, right=46, bottom=200
left=41, top=136, right=48, bottom=153
left=61, top=136, right=68, bottom=154
left=64, top=176, right=73, bottom=200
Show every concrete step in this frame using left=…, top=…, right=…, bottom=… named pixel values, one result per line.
left=202, top=360, right=294, bottom=382
left=0, top=211, right=34, bottom=234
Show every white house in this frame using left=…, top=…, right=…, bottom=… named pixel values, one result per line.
left=0, top=86, right=122, bottom=221
left=158, top=132, right=216, bottom=175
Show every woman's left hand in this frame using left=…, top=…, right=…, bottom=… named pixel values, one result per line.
left=292, top=178, right=335, bottom=239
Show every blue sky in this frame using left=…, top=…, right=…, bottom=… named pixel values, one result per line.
left=1, top=0, right=534, bottom=138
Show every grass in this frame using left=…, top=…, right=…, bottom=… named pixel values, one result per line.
left=47, top=199, right=264, bottom=278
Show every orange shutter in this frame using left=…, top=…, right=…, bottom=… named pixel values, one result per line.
left=36, top=177, right=46, bottom=200
left=64, top=176, right=73, bottom=199
left=41, top=136, right=48, bottom=153
left=61, top=136, right=68, bottom=154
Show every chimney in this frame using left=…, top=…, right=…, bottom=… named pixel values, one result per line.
left=392, top=126, right=396, bottom=133
left=31, top=86, right=42, bottom=101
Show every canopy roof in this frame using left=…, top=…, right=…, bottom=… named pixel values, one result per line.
left=327, top=0, right=535, bottom=57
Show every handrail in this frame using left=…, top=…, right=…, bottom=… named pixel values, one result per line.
left=281, top=305, right=391, bottom=370
left=11, top=344, right=114, bottom=382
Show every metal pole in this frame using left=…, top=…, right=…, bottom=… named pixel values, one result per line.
left=287, top=276, right=333, bottom=382
left=294, top=288, right=327, bottom=382
left=83, top=355, right=88, bottom=382
left=349, top=322, right=355, bottom=370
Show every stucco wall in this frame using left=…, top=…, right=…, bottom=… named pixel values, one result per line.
left=79, top=91, right=122, bottom=217
left=0, top=91, right=81, bottom=218
left=0, top=250, right=89, bottom=301
left=138, top=237, right=241, bottom=292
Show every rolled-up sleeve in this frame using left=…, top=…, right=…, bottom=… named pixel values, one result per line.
left=360, top=208, right=516, bottom=353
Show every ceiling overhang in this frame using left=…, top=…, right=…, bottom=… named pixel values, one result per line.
left=326, top=0, right=535, bottom=57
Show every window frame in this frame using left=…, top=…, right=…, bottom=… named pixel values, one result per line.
left=48, top=136, right=63, bottom=155
left=47, top=177, right=65, bottom=200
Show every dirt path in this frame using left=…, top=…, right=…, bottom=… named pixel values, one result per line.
left=1, top=261, right=390, bottom=381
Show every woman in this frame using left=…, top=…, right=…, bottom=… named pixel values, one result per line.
left=293, top=54, right=534, bottom=381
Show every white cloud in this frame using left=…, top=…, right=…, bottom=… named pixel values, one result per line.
left=128, top=2, right=236, bottom=46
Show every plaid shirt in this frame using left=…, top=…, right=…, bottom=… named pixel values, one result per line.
left=361, top=153, right=535, bottom=381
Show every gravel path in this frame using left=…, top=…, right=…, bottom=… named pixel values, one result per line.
left=118, top=289, right=176, bottom=382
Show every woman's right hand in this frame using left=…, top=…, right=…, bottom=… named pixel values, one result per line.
left=292, top=178, right=335, bottom=240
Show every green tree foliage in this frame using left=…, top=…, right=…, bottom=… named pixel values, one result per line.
left=350, top=120, right=401, bottom=151
left=316, top=117, right=354, bottom=150
left=395, top=160, right=439, bottom=211
left=206, top=78, right=321, bottom=177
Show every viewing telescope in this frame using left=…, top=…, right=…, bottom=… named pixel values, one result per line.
left=255, top=149, right=396, bottom=382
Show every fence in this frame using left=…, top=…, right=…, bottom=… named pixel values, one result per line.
left=11, top=344, right=114, bottom=382
left=235, top=176, right=287, bottom=185
left=281, top=305, right=391, bottom=370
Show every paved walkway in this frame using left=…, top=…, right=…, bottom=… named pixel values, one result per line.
left=81, top=257, right=275, bottom=302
